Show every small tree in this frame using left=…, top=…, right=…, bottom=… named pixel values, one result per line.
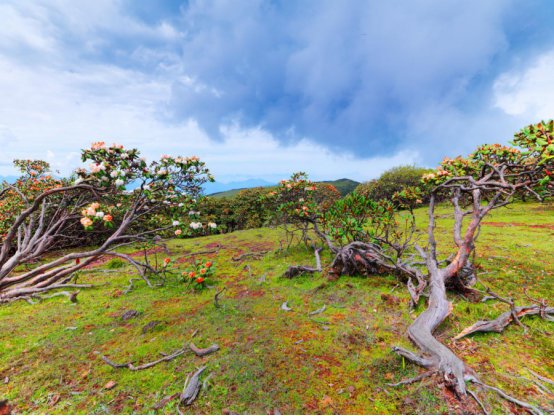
left=0, top=142, right=213, bottom=302
left=356, top=165, right=432, bottom=202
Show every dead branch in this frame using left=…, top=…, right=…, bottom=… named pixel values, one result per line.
left=308, top=305, right=326, bottom=316
left=214, top=287, right=226, bottom=308
left=96, top=347, right=186, bottom=371
left=180, top=366, right=206, bottom=406
left=189, top=342, right=219, bottom=357
left=123, top=278, right=140, bottom=294
left=152, top=393, right=179, bottom=410
left=232, top=251, right=268, bottom=261
left=281, top=301, right=292, bottom=311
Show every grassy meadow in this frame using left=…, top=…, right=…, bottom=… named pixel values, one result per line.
left=0, top=202, right=553, bottom=414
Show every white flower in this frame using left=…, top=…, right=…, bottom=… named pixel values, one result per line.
left=189, top=222, right=202, bottom=230
left=74, top=177, right=84, bottom=185
left=115, top=179, right=124, bottom=187
left=95, top=211, right=105, bottom=218
left=172, top=220, right=180, bottom=226
left=143, top=184, right=150, bottom=190
left=121, top=152, right=129, bottom=159
left=178, top=203, right=184, bottom=207
left=110, top=170, right=119, bottom=178
left=208, top=222, right=217, bottom=229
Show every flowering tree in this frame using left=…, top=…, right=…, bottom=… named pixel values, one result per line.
left=278, top=122, right=553, bottom=410
left=390, top=122, right=553, bottom=404
left=0, top=142, right=212, bottom=303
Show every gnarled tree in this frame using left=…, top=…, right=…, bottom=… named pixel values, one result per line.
left=0, top=142, right=213, bottom=303
left=391, top=122, right=553, bottom=403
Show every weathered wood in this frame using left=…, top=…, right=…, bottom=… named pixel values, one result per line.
left=189, top=342, right=219, bottom=357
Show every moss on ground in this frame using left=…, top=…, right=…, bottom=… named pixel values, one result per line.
left=0, top=202, right=552, bottom=414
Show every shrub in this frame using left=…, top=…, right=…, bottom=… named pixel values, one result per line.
left=355, top=165, right=431, bottom=202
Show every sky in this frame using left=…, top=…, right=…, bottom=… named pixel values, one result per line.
left=1, top=0, right=554, bottom=184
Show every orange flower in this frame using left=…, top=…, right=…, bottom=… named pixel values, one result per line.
left=205, top=261, right=212, bottom=268
left=164, top=257, right=171, bottom=265
left=200, top=268, right=207, bottom=274
left=196, top=277, right=205, bottom=284
left=188, top=271, right=196, bottom=278
left=103, top=214, right=113, bottom=222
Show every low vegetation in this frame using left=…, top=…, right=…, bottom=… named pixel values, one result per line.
left=1, top=120, right=553, bottom=414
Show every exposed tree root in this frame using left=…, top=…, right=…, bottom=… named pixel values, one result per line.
left=455, top=294, right=553, bottom=340
left=283, top=247, right=321, bottom=278
left=189, top=342, right=219, bottom=357
left=0, top=283, right=95, bottom=304
left=387, top=370, right=436, bottom=387
left=329, top=242, right=397, bottom=278
left=468, top=377, right=545, bottom=415
left=467, top=388, right=488, bottom=415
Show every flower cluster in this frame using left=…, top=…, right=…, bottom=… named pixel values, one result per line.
left=80, top=202, right=113, bottom=230
left=183, top=259, right=215, bottom=289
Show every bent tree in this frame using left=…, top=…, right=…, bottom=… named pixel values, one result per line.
left=277, top=121, right=553, bottom=409
left=393, top=122, right=553, bottom=404
left=0, top=142, right=213, bottom=302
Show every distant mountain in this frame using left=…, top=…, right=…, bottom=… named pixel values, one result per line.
left=0, top=175, right=18, bottom=184
left=207, top=178, right=360, bottom=198
left=203, top=178, right=274, bottom=196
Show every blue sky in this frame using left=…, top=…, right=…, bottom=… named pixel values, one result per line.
left=1, top=0, right=554, bottom=183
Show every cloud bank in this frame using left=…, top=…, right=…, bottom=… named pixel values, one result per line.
left=1, top=0, right=554, bottom=181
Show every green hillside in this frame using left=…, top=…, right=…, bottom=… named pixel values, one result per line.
left=209, top=178, right=360, bottom=198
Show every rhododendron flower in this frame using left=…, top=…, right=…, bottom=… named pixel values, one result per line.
left=110, top=170, right=119, bottom=178
left=86, top=207, right=96, bottom=216
left=80, top=217, right=93, bottom=227
left=196, top=277, right=204, bottom=284
left=200, top=268, right=207, bottom=274
left=91, top=141, right=106, bottom=150
left=103, top=214, right=113, bottom=222
left=143, top=184, right=150, bottom=191
left=208, top=222, right=217, bottom=229
left=91, top=202, right=100, bottom=209
left=115, top=179, right=124, bottom=187
left=188, top=271, right=196, bottom=278
left=74, top=177, right=84, bottom=185
left=172, top=220, right=180, bottom=226
left=95, top=211, right=104, bottom=218
left=163, top=257, right=171, bottom=265
left=121, top=152, right=129, bottom=159
left=205, top=261, right=212, bottom=268
left=175, top=229, right=182, bottom=236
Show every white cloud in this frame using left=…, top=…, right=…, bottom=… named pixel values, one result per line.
left=494, top=51, right=554, bottom=118
left=0, top=52, right=417, bottom=182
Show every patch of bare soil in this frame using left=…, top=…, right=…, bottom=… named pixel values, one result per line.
left=483, top=221, right=554, bottom=230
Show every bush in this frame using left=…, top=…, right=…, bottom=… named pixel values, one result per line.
left=355, top=165, right=431, bottom=202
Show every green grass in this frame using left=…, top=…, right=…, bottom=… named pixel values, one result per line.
left=0, top=202, right=552, bottom=414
